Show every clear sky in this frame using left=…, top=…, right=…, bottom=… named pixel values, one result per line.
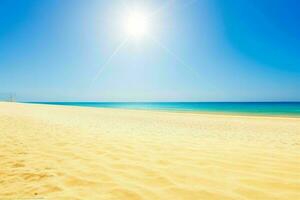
left=0, top=0, right=299, bottom=102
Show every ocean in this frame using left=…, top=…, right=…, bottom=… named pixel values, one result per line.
left=28, top=102, right=300, bottom=117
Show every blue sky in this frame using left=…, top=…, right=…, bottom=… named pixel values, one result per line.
left=0, top=0, right=299, bottom=101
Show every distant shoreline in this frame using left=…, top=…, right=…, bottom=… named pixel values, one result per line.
left=24, top=101, right=300, bottom=118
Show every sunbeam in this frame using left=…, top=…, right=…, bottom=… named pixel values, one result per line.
left=91, top=37, right=129, bottom=86
left=148, top=0, right=175, bottom=19
left=149, top=35, right=200, bottom=80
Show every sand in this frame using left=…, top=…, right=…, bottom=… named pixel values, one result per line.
left=0, top=102, right=299, bottom=200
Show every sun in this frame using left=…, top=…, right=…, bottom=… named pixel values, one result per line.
left=125, top=11, right=150, bottom=38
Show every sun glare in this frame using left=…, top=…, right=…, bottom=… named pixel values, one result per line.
left=125, top=11, right=149, bottom=38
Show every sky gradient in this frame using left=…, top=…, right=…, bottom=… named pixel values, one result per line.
left=0, top=0, right=299, bottom=102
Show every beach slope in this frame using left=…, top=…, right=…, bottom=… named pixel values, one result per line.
left=0, top=102, right=299, bottom=199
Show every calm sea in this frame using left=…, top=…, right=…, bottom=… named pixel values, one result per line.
left=28, top=102, right=300, bottom=117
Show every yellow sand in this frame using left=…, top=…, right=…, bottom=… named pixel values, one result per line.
left=0, top=102, right=300, bottom=200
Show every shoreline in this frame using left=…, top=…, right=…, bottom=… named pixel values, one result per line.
left=22, top=101, right=300, bottom=119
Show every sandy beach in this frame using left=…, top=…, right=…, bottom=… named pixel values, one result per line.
left=0, top=102, right=299, bottom=200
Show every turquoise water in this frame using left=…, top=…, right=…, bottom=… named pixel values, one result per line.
left=28, top=102, right=300, bottom=117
